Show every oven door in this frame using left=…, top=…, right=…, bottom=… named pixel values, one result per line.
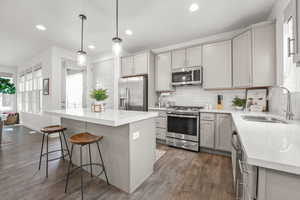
left=167, top=114, right=199, bottom=142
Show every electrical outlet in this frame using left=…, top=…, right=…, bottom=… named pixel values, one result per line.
left=133, top=131, right=140, bottom=140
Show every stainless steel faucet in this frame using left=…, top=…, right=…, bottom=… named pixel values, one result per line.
left=269, top=86, right=294, bottom=120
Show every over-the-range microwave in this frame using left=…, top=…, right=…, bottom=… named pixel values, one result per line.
left=171, top=67, right=202, bottom=86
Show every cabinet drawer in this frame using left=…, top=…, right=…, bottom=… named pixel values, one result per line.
left=158, top=111, right=167, bottom=117
left=200, top=113, right=215, bottom=120
left=216, top=113, right=231, bottom=118
left=156, top=128, right=166, bottom=140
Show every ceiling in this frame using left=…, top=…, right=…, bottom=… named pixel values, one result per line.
left=0, top=0, right=276, bottom=66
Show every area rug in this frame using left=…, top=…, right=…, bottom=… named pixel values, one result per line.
left=155, top=149, right=166, bottom=162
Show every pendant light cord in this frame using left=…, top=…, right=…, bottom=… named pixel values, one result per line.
left=81, top=16, right=84, bottom=51
left=116, top=0, right=119, bottom=38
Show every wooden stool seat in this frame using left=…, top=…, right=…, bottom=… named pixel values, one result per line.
left=69, top=132, right=103, bottom=145
left=41, top=125, right=66, bottom=134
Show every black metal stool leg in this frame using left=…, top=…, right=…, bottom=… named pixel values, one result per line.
left=58, top=132, right=65, bottom=160
left=80, top=145, right=84, bottom=200
left=96, top=142, right=109, bottom=184
left=61, top=131, right=72, bottom=164
left=65, top=144, right=74, bottom=193
left=88, top=144, right=93, bottom=177
left=38, top=134, right=45, bottom=170
left=46, top=134, right=49, bottom=178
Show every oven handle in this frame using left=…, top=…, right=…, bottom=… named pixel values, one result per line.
left=167, top=114, right=198, bottom=118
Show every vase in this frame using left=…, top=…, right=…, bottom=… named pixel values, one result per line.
left=92, top=101, right=105, bottom=112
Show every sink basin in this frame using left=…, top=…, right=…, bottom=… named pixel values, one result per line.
left=241, top=115, right=288, bottom=124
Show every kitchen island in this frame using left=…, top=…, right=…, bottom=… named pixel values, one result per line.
left=45, top=109, right=158, bottom=193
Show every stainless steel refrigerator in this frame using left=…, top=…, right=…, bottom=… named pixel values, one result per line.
left=119, top=75, right=148, bottom=111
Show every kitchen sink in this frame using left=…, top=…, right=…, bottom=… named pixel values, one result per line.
left=241, top=115, right=288, bottom=124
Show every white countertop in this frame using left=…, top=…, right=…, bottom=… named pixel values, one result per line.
left=45, top=109, right=158, bottom=127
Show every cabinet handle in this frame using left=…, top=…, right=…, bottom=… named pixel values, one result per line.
left=288, top=37, right=295, bottom=57
left=238, top=160, right=250, bottom=175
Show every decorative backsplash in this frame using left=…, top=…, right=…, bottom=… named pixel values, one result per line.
left=160, top=85, right=246, bottom=109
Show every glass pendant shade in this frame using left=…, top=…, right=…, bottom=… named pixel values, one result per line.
left=77, top=50, right=87, bottom=66
left=112, top=37, right=122, bottom=56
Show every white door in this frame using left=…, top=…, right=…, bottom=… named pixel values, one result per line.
left=200, top=120, right=215, bottom=149
left=203, top=40, right=232, bottom=89
left=215, top=114, right=232, bottom=152
left=121, top=56, right=134, bottom=77
left=133, top=53, right=148, bottom=75
left=233, top=30, right=252, bottom=88
left=186, top=45, right=202, bottom=67
left=252, top=23, right=275, bottom=87
left=171, top=49, right=186, bottom=69
left=155, top=52, right=173, bottom=91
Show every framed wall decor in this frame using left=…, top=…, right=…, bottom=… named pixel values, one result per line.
left=245, top=88, right=268, bottom=112
left=43, top=78, right=50, bottom=95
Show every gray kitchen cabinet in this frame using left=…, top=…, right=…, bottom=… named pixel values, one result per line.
left=121, top=52, right=149, bottom=77
left=215, top=114, right=232, bottom=152
left=133, top=52, right=148, bottom=75
left=171, top=48, right=186, bottom=69
left=186, top=46, right=202, bottom=67
left=252, top=23, right=276, bottom=87
left=150, top=110, right=167, bottom=141
left=200, top=119, right=215, bottom=148
left=233, top=30, right=252, bottom=88
left=121, top=56, right=134, bottom=77
left=155, top=52, right=173, bottom=92
left=203, top=40, right=232, bottom=89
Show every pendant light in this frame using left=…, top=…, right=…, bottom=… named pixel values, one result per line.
left=77, top=14, right=87, bottom=66
left=112, top=0, right=122, bottom=56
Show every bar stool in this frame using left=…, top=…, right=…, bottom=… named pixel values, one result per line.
left=38, top=125, right=71, bottom=177
left=64, top=132, right=109, bottom=200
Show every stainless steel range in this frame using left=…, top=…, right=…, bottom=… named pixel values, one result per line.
left=166, top=106, right=203, bottom=151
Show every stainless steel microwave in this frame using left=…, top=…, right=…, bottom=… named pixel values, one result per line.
left=171, top=67, right=202, bottom=86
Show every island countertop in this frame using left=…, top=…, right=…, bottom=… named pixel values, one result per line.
left=45, top=108, right=158, bottom=127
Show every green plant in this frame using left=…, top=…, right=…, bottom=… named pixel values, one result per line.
left=90, top=89, right=108, bottom=101
left=0, top=78, right=16, bottom=94
left=232, top=97, right=246, bottom=107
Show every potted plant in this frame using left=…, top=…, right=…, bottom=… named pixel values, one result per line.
left=0, top=78, right=16, bottom=94
left=90, top=89, right=108, bottom=112
left=232, top=97, right=246, bottom=110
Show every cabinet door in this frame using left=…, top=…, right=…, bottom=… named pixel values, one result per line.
left=252, top=23, right=275, bottom=87
left=133, top=53, right=148, bottom=75
left=200, top=120, right=215, bottom=149
left=215, top=114, right=232, bottom=152
left=233, top=30, right=252, bottom=88
left=155, top=52, right=173, bottom=91
left=186, top=46, right=202, bottom=67
left=121, top=56, right=134, bottom=77
left=171, top=49, right=186, bottom=69
left=203, top=40, right=232, bottom=89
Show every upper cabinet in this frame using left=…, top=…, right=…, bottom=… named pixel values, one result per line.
left=171, top=46, right=202, bottom=70
left=252, top=23, right=276, bottom=87
left=155, top=52, right=173, bottom=92
left=171, top=49, right=186, bottom=70
left=186, top=46, right=202, bottom=67
left=203, top=40, right=232, bottom=89
left=121, top=52, right=148, bottom=77
left=233, top=30, right=252, bottom=88
left=232, top=22, right=275, bottom=88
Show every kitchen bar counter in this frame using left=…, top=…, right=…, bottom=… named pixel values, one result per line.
left=45, top=109, right=158, bottom=193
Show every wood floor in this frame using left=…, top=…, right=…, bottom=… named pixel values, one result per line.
left=0, top=126, right=234, bottom=200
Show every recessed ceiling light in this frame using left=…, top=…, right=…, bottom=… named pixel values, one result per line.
left=125, top=29, right=133, bottom=36
left=189, top=3, right=199, bottom=12
left=35, top=24, right=47, bottom=31
left=88, top=45, right=95, bottom=49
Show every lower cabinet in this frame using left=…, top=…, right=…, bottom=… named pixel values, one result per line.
left=151, top=110, right=167, bottom=141
left=200, top=113, right=232, bottom=152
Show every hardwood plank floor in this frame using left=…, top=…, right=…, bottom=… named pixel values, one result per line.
left=0, top=126, right=234, bottom=200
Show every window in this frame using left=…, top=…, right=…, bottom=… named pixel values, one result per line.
left=18, top=67, right=43, bottom=113
left=0, top=76, right=15, bottom=112
left=66, top=70, right=83, bottom=109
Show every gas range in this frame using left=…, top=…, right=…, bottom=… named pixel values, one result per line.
left=166, top=106, right=204, bottom=152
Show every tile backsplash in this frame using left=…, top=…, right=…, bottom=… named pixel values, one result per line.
left=160, top=85, right=246, bottom=109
